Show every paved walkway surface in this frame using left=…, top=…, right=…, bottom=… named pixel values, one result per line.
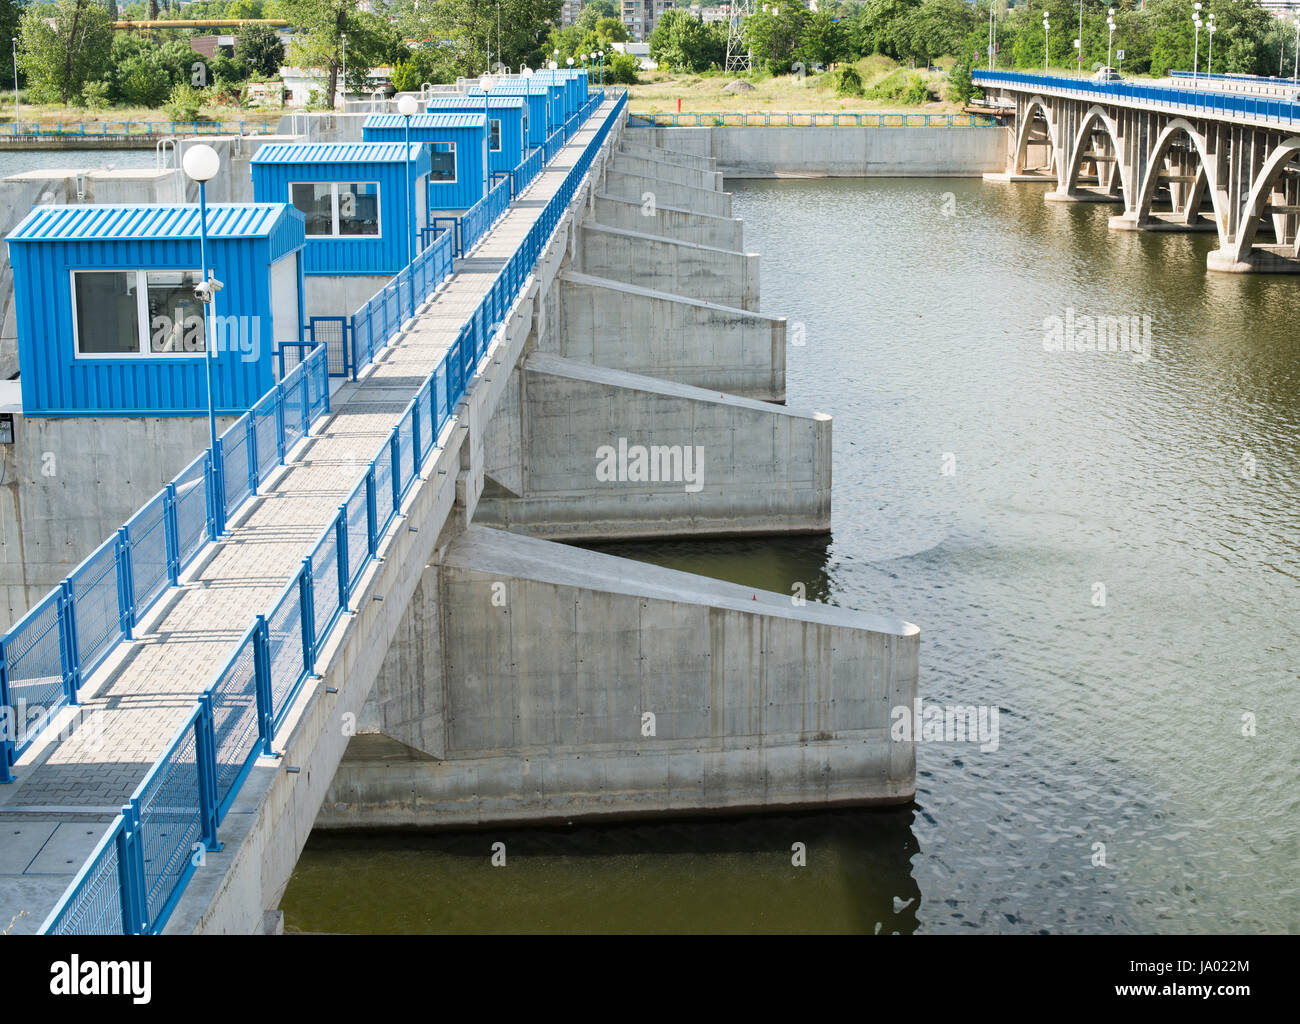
left=0, top=99, right=614, bottom=934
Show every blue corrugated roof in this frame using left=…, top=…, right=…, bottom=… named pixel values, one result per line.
left=251, top=141, right=427, bottom=165
left=489, top=81, right=552, bottom=94
left=364, top=112, right=486, bottom=130
left=430, top=94, right=526, bottom=108
left=6, top=203, right=295, bottom=243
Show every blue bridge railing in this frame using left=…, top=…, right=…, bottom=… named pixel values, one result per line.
left=0, top=346, right=329, bottom=786
left=973, top=69, right=1300, bottom=124
left=39, top=87, right=624, bottom=935
left=513, top=146, right=544, bottom=196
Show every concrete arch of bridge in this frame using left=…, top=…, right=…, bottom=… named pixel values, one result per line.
left=1063, top=105, right=1130, bottom=201
left=1228, top=136, right=1300, bottom=263
left=1014, top=96, right=1058, bottom=176
left=1133, top=118, right=1225, bottom=243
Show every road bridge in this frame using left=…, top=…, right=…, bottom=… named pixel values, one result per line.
left=975, top=70, right=1300, bottom=272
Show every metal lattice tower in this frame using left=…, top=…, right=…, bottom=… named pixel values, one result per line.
left=725, top=1, right=755, bottom=74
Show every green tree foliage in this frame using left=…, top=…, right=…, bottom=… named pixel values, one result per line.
left=745, top=3, right=808, bottom=74
left=397, top=0, right=562, bottom=77
left=606, top=51, right=640, bottom=85
left=800, top=8, right=847, bottom=68
left=18, top=0, right=114, bottom=103
left=0, top=0, right=23, bottom=89
left=649, top=9, right=726, bottom=72
left=835, top=63, right=863, bottom=96
left=281, top=0, right=403, bottom=106
left=946, top=59, right=977, bottom=104
left=235, top=22, right=285, bottom=78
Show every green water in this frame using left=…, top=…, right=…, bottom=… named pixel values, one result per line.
left=281, top=177, right=1300, bottom=935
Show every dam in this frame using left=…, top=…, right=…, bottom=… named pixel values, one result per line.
left=0, top=85, right=921, bottom=934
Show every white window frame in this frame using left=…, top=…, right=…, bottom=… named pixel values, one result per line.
left=289, top=180, right=382, bottom=239
left=70, top=268, right=207, bottom=360
left=430, top=142, right=458, bottom=184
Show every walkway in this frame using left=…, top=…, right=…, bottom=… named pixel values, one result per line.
left=0, top=99, right=615, bottom=934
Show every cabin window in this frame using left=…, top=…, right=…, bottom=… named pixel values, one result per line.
left=489, top=118, right=501, bottom=152
left=72, top=269, right=206, bottom=357
left=290, top=181, right=380, bottom=237
left=430, top=143, right=457, bottom=182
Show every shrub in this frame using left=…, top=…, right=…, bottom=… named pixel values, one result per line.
left=904, top=74, right=931, bottom=104
left=81, top=79, right=110, bottom=111
left=165, top=82, right=204, bottom=122
left=606, top=52, right=640, bottom=85
left=835, top=64, right=863, bottom=97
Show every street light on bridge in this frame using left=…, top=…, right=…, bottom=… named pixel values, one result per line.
left=1192, top=3, right=1202, bottom=85
left=1207, top=13, right=1216, bottom=78
left=1043, top=13, right=1050, bottom=74
left=1107, top=9, right=1116, bottom=74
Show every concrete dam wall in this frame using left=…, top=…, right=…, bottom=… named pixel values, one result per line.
left=632, top=124, right=1006, bottom=178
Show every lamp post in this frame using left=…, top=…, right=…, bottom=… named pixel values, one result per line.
left=1294, top=14, right=1299, bottom=82
left=340, top=32, right=347, bottom=111
left=10, top=38, right=17, bottom=123
left=1207, top=15, right=1216, bottom=77
left=598, top=50, right=605, bottom=85
left=988, top=2, right=995, bottom=71
left=1076, top=0, right=1083, bottom=78
left=1192, top=3, right=1202, bottom=85
left=479, top=72, right=495, bottom=197
left=182, top=143, right=223, bottom=534
left=1043, top=14, right=1050, bottom=74
left=397, top=94, right=418, bottom=266
left=1107, top=9, right=1115, bottom=72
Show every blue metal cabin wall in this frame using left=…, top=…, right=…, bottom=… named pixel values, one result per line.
left=10, top=234, right=279, bottom=417
left=522, top=92, right=548, bottom=146
left=252, top=157, right=408, bottom=276
left=427, top=99, right=525, bottom=178
left=362, top=124, right=483, bottom=210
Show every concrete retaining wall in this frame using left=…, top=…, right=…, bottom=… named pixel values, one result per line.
left=611, top=152, right=724, bottom=191
left=620, top=140, right=718, bottom=172
left=322, top=524, right=918, bottom=829
left=603, top=169, right=733, bottom=217
left=577, top=222, right=758, bottom=310
left=556, top=271, right=784, bottom=401
left=629, top=125, right=1006, bottom=178
left=474, top=352, right=829, bottom=541
left=592, top=194, right=744, bottom=250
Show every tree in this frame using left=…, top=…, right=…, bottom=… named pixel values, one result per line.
left=946, top=60, right=977, bottom=104
left=649, top=9, right=725, bottom=73
left=606, top=50, right=639, bottom=85
left=800, top=8, right=846, bottom=68
left=236, top=22, right=285, bottom=78
left=0, top=0, right=21, bottom=89
left=396, top=0, right=562, bottom=77
left=280, top=0, right=400, bottom=107
left=744, top=3, right=807, bottom=74
left=897, top=0, right=975, bottom=65
left=18, top=0, right=114, bottom=104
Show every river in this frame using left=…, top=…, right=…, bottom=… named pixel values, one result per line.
left=279, top=176, right=1300, bottom=934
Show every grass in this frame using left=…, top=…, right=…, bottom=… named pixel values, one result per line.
left=626, top=58, right=962, bottom=116
left=0, top=94, right=277, bottom=125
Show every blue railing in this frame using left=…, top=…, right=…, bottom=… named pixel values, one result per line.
left=564, top=113, right=579, bottom=142
left=349, top=228, right=456, bottom=377
left=1170, top=70, right=1299, bottom=86
left=1, top=120, right=280, bottom=138
left=0, top=347, right=330, bottom=785
left=973, top=69, right=1300, bottom=124
left=40, top=86, right=624, bottom=936
left=543, top=126, right=564, bottom=163
left=459, top=176, right=512, bottom=257
left=513, top=146, right=544, bottom=196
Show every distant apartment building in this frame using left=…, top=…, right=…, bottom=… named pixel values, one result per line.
left=561, top=0, right=586, bottom=27
left=688, top=3, right=733, bottom=23
left=622, top=0, right=677, bottom=42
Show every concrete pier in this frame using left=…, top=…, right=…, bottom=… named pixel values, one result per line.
left=322, top=525, right=917, bottom=829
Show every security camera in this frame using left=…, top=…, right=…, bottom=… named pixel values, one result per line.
left=193, top=276, right=224, bottom=303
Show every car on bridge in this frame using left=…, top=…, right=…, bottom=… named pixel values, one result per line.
left=1091, top=67, right=1122, bottom=83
